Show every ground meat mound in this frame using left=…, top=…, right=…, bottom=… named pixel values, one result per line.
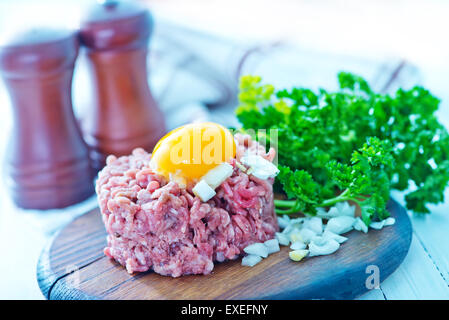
left=96, top=137, right=279, bottom=277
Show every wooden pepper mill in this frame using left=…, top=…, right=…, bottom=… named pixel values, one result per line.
left=79, top=0, right=166, bottom=171
left=0, top=29, right=94, bottom=209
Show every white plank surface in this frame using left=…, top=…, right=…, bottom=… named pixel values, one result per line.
left=358, top=192, right=449, bottom=300
left=381, top=235, right=449, bottom=299
left=409, top=197, right=449, bottom=287
left=358, top=221, right=449, bottom=300
left=358, top=288, right=386, bottom=300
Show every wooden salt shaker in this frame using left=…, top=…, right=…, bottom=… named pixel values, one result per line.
left=79, top=1, right=166, bottom=171
left=0, top=29, right=94, bottom=209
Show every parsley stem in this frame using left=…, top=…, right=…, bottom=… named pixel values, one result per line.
left=274, top=189, right=363, bottom=215
left=319, top=196, right=357, bottom=207
left=275, top=207, right=300, bottom=215
left=274, top=199, right=297, bottom=208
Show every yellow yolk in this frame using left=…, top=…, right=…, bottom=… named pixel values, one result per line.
left=150, top=122, right=236, bottom=186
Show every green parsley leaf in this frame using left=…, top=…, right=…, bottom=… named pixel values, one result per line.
left=236, top=72, right=449, bottom=220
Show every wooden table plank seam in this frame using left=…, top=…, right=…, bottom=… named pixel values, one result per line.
left=378, top=287, right=388, bottom=300
left=414, top=231, right=449, bottom=286
left=378, top=234, right=449, bottom=299
left=47, top=255, right=105, bottom=300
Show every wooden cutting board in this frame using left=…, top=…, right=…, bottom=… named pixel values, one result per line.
left=37, top=199, right=412, bottom=300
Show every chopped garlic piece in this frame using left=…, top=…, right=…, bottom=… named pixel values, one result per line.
left=243, top=242, right=269, bottom=258
left=240, top=154, right=279, bottom=180
left=370, top=217, right=395, bottom=230
left=289, top=250, right=309, bottom=262
left=321, top=231, right=348, bottom=244
left=192, top=180, right=216, bottom=202
left=298, top=228, right=316, bottom=244
left=353, top=217, right=368, bottom=233
left=264, top=239, right=280, bottom=254
left=335, top=201, right=356, bottom=217
left=277, top=215, right=291, bottom=229
left=317, top=206, right=340, bottom=219
left=369, top=221, right=384, bottom=230
left=242, top=254, right=262, bottom=267
left=316, top=201, right=356, bottom=219
left=289, top=228, right=303, bottom=243
left=309, top=239, right=340, bottom=257
left=202, top=162, right=233, bottom=189
left=276, top=232, right=290, bottom=246
left=303, top=217, right=323, bottom=235
left=325, top=216, right=355, bottom=234
left=281, top=223, right=296, bottom=235
left=290, top=241, right=306, bottom=250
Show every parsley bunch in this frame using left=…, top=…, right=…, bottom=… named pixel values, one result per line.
left=235, top=73, right=449, bottom=224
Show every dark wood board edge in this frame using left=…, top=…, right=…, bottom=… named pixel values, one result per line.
left=37, top=199, right=412, bottom=300
left=36, top=207, right=106, bottom=300
left=284, top=199, right=412, bottom=300
left=224, top=199, right=412, bottom=300
left=36, top=229, right=62, bottom=299
left=37, top=229, right=103, bottom=300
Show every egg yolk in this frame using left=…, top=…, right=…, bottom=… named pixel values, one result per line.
left=150, top=122, right=236, bottom=185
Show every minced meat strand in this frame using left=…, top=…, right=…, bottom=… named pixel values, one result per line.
left=96, top=139, right=278, bottom=277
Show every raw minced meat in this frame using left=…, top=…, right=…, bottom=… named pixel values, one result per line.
left=96, top=135, right=278, bottom=277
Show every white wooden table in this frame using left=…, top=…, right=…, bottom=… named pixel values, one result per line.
left=0, top=0, right=448, bottom=300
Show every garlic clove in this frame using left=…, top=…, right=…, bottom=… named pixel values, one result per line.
left=303, top=216, right=323, bottom=235
left=277, top=215, right=290, bottom=229
left=298, top=228, right=316, bottom=244
left=264, top=239, right=280, bottom=254
left=384, top=217, right=396, bottom=226
left=290, top=241, right=306, bottom=250
left=353, top=217, right=368, bottom=233
left=309, top=238, right=340, bottom=257
left=321, top=230, right=348, bottom=244
left=243, top=242, right=269, bottom=258
left=325, top=216, right=355, bottom=234
left=289, top=249, right=309, bottom=262
left=240, top=154, right=279, bottom=180
left=335, top=201, right=356, bottom=217
left=276, top=232, right=290, bottom=246
left=370, top=220, right=386, bottom=230
left=192, top=180, right=216, bottom=202
left=202, top=162, right=233, bottom=189
left=242, top=254, right=262, bottom=267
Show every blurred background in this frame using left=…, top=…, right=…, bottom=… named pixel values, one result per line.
left=0, top=0, right=449, bottom=299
